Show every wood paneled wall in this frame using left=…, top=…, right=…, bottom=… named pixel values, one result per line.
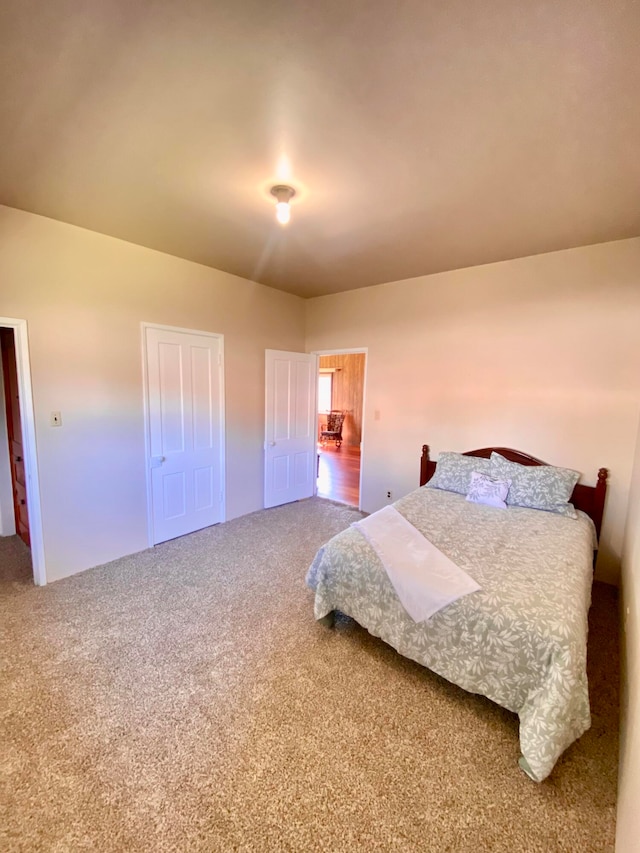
left=318, top=353, right=365, bottom=447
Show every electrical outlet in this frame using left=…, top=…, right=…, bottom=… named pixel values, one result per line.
left=386, top=490, right=392, bottom=500
left=50, top=411, right=62, bottom=427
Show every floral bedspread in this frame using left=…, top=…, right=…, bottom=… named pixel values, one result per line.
left=306, top=487, right=597, bottom=781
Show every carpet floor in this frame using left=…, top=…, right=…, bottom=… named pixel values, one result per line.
left=0, top=498, right=618, bottom=852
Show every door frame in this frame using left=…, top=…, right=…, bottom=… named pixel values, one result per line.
left=0, top=317, right=46, bottom=586
left=141, top=322, right=226, bottom=547
left=311, top=347, right=368, bottom=510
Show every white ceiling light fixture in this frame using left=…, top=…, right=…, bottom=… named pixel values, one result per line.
left=270, top=184, right=296, bottom=225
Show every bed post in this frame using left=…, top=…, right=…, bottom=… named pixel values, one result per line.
left=420, top=445, right=431, bottom=487
left=592, top=468, right=608, bottom=541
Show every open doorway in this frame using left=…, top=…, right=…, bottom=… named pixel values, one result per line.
left=315, top=351, right=366, bottom=508
left=0, top=319, right=45, bottom=585
left=1, top=328, right=30, bottom=548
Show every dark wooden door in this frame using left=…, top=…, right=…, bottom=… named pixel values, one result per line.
left=1, top=328, right=30, bottom=547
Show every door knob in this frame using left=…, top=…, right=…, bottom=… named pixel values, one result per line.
left=269, top=441, right=276, bottom=446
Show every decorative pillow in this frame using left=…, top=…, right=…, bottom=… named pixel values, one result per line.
left=489, top=452, right=579, bottom=518
left=426, top=452, right=491, bottom=495
left=465, top=471, right=511, bottom=509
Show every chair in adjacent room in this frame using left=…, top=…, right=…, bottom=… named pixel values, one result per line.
left=320, top=411, right=346, bottom=448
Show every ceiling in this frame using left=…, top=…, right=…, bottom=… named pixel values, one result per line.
left=1, top=0, right=639, bottom=298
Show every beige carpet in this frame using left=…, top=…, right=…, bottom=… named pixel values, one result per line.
left=0, top=498, right=618, bottom=852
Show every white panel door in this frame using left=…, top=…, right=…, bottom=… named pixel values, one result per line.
left=264, top=349, right=317, bottom=508
left=145, top=326, right=224, bottom=544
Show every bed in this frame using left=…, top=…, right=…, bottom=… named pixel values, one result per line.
left=306, top=445, right=608, bottom=782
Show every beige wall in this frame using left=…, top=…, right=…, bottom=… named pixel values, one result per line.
left=306, top=238, right=640, bottom=584
left=0, top=206, right=305, bottom=581
left=617, top=414, right=640, bottom=851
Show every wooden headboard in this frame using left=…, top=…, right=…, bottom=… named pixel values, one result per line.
left=419, top=445, right=608, bottom=540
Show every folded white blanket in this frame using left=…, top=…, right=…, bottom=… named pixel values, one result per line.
left=352, top=505, right=480, bottom=622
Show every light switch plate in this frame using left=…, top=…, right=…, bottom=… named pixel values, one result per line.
left=50, top=411, right=62, bottom=427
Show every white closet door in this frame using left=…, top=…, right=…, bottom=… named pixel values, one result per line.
left=146, top=326, right=224, bottom=544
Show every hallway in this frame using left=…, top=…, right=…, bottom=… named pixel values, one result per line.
left=316, top=444, right=360, bottom=507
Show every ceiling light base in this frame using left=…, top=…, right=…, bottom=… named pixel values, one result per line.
left=270, top=185, right=296, bottom=204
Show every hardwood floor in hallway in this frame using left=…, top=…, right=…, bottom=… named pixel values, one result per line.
left=316, top=444, right=360, bottom=507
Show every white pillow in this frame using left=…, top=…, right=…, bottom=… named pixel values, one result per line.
left=466, top=471, right=511, bottom=509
